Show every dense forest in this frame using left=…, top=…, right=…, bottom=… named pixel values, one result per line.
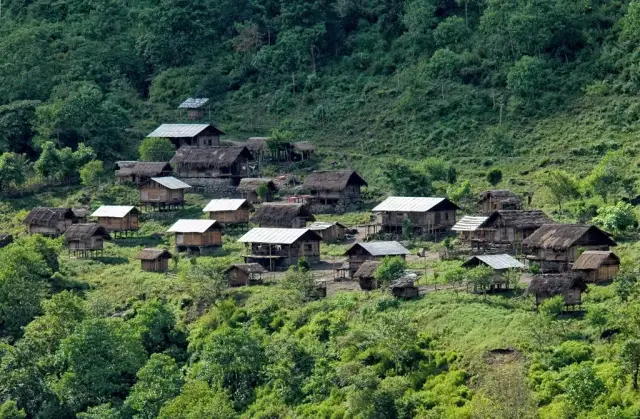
left=4, top=0, right=640, bottom=418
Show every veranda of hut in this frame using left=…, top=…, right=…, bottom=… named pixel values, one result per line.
left=136, top=248, right=172, bottom=272
left=371, top=197, right=459, bottom=237
left=90, top=206, right=140, bottom=234
left=308, top=221, right=346, bottom=242
left=203, top=199, right=254, bottom=224
left=479, top=210, right=553, bottom=251
left=147, top=123, right=224, bottom=148
left=140, top=177, right=191, bottom=210
left=344, top=241, right=410, bottom=277
left=251, top=203, right=315, bottom=229
left=528, top=274, right=587, bottom=309
left=116, top=162, right=172, bottom=184
left=572, top=250, right=620, bottom=283
left=64, top=224, right=111, bottom=255
left=170, top=146, right=253, bottom=184
left=462, top=254, right=524, bottom=290
left=353, top=260, right=381, bottom=290
left=302, top=170, right=368, bottom=212
left=167, top=220, right=223, bottom=251
left=225, top=263, right=268, bottom=286
left=238, top=228, right=322, bottom=271
left=237, top=178, right=277, bottom=203
left=478, top=190, right=523, bottom=213
left=25, top=207, right=78, bottom=236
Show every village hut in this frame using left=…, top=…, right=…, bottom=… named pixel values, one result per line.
left=225, top=263, right=268, bottom=286
left=292, top=141, right=315, bottom=160
left=522, top=224, right=616, bottom=272
left=452, top=215, right=490, bottom=249
left=140, top=177, right=191, bottom=211
left=25, top=207, right=80, bottom=236
left=308, top=221, right=347, bottom=242
left=528, top=274, right=587, bottom=310
left=64, top=224, right=111, bottom=257
left=202, top=199, right=254, bottom=226
left=237, top=178, right=278, bottom=203
left=572, top=251, right=620, bottom=283
left=116, top=162, right=172, bottom=184
left=246, top=137, right=270, bottom=163
left=251, top=203, right=315, bottom=228
left=479, top=210, right=553, bottom=250
left=90, top=206, right=140, bottom=237
left=462, top=254, right=524, bottom=291
left=136, top=248, right=172, bottom=272
left=0, top=234, right=13, bottom=248
left=170, top=146, right=253, bottom=185
left=167, top=220, right=223, bottom=253
left=353, top=260, right=381, bottom=290
left=146, top=123, right=224, bottom=149
left=371, top=197, right=459, bottom=237
left=238, top=228, right=322, bottom=271
left=478, top=190, right=523, bottom=213
left=302, top=170, right=368, bottom=213
left=344, top=241, right=410, bottom=277
left=389, top=273, right=419, bottom=299
left=178, top=97, right=209, bottom=120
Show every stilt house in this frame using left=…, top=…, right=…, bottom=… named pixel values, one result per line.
left=170, top=146, right=253, bottom=185
left=140, top=177, right=191, bottom=211
left=178, top=98, right=209, bottom=120
left=202, top=199, right=254, bottom=226
left=136, top=248, right=172, bottom=272
left=478, top=190, right=523, bottom=213
left=116, top=162, right=172, bottom=185
left=572, top=251, right=620, bottom=283
left=225, top=263, right=268, bottom=286
left=238, top=228, right=322, bottom=271
left=64, top=224, right=111, bottom=257
left=353, top=260, right=381, bottom=290
left=344, top=241, right=410, bottom=277
left=308, top=221, right=347, bottom=242
left=462, top=254, right=524, bottom=291
left=302, top=170, right=368, bottom=213
left=452, top=215, right=490, bottom=249
left=528, top=274, right=587, bottom=310
left=251, top=203, right=315, bottom=228
left=372, top=197, right=459, bottom=236
left=147, top=124, right=224, bottom=148
left=237, top=178, right=277, bottom=203
left=167, top=220, right=223, bottom=253
left=292, top=141, right=315, bottom=160
left=522, top=224, right=616, bottom=272
left=90, top=206, right=140, bottom=236
left=479, top=210, right=553, bottom=250
left=25, top=207, right=81, bottom=236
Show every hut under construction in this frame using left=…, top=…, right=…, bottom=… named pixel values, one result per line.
left=344, top=241, right=410, bottom=277
left=528, top=274, right=587, bottom=310
left=478, top=190, right=523, bottom=213
left=371, top=197, right=459, bottom=237
left=478, top=210, right=553, bottom=251
left=389, top=274, right=419, bottom=299
left=90, top=205, right=140, bottom=237
left=140, top=177, right=191, bottom=211
left=64, top=224, right=111, bottom=257
left=302, top=170, right=368, bottom=213
left=136, top=248, right=172, bottom=272
left=25, top=207, right=81, bottom=236
left=202, top=199, right=254, bottom=227
left=170, top=146, right=253, bottom=185
left=237, top=178, right=278, bottom=203
left=462, top=254, right=524, bottom=291
left=178, top=97, right=209, bottom=120
left=308, top=221, right=347, bottom=242
left=353, top=260, right=381, bottom=290
left=116, top=162, right=172, bottom=185
left=147, top=123, right=223, bottom=148
left=572, top=250, right=620, bottom=283
left=522, top=224, right=616, bottom=272
left=251, top=203, right=315, bottom=228
left=225, top=263, right=268, bottom=286
left=167, top=219, right=223, bottom=253
left=238, top=228, right=322, bottom=271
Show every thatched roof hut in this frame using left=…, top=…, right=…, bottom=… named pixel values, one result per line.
left=25, top=207, right=75, bottom=227
left=246, top=137, right=270, bottom=154
left=482, top=210, right=552, bottom=230
left=116, top=162, right=172, bottom=182
left=136, top=248, right=172, bottom=261
left=171, top=146, right=253, bottom=170
left=389, top=273, right=419, bottom=299
left=237, top=178, right=278, bottom=202
left=572, top=251, right=620, bottom=283
left=225, top=263, right=268, bottom=286
left=478, top=190, right=523, bottom=212
left=251, top=203, right=315, bottom=228
left=528, top=274, right=587, bottom=307
left=303, top=170, right=368, bottom=192
left=522, top=224, right=616, bottom=250
left=64, top=224, right=111, bottom=242
left=353, top=260, right=381, bottom=290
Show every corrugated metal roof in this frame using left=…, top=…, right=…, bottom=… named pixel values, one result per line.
left=167, top=219, right=218, bottom=233
left=308, top=221, right=345, bottom=231
left=372, top=197, right=446, bottom=212
left=349, top=241, right=410, bottom=256
left=238, top=228, right=316, bottom=244
left=452, top=216, right=489, bottom=232
left=147, top=124, right=211, bottom=138
left=151, top=176, right=191, bottom=190
left=90, top=205, right=136, bottom=218
left=472, top=254, right=524, bottom=270
left=178, top=98, right=209, bottom=109
left=203, top=199, right=248, bottom=212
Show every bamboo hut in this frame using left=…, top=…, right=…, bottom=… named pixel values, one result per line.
left=170, top=146, right=253, bottom=185
left=251, top=203, right=315, bottom=228
left=202, top=199, right=254, bottom=227
left=178, top=98, right=209, bottom=120
left=225, top=263, right=268, bottom=286
left=479, top=210, right=553, bottom=251
left=64, top=224, right=111, bottom=257
left=308, top=221, right=347, bottom=242
left=90, top=206, right=140, bottom=237
left=116, top=162, right=172, bottom=184
left=25, top=207, right=79, bottom=236
left=478, top=190, right=523, bottom=213
left=452, top=215, right=490, bottom=249
left=237, top=178, right=278, bottom=203
left=167, top=220, right=223, bottom=253
left=344, top=241, right=410, bottom=277
left=140, top=177, right=191, bottom=211
left=462, top=254, right=524, bottom=290
left=246, top=137, right=270, bottom=163
left=528, top=274, right=587, bottom=310
left=389, top=274, right=419, bottom=299
left=136, top=248, right=172, bottom=272
left=572, top=251, right=620, bottom=283
left=147, top=123, right=224, bottom=148
left=371, top=197, right=459, bottom=237
left=238, top=228, right=322, bottom=271
left=302, top=170, right=368, bottom=213
left=292, top=141, right=315, bottom=160
left=353, top=260, right=381, bottom=290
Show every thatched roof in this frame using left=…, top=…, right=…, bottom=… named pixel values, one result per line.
left=116, top=162, right=172, bottom=177
left=72, top=208, right=90, bottom=219
left=246, top=137, right=270, bottom=153
left=482, top=210, right=552, bottom=230
left=171, top=146, right=253, bottom=169
left=572, top=251, right=620, bottom=270
left=64, top=224, right=111, bottom=241
left=522, top=224, right=616, bottom=250
left=226, top=263, right=268, bottom=274
left=251, top=204, right=314, bottom=225
left=303, top=170, right=368, bottom=192
left=136, top=248, right=172, bottom=260
left=25, top=207, right=75, bottom=227
left=527, top=274, right=587, bottom=297
left=389, top=273, right=417, bottom=289
left=478, top=190, right=523, bottom=205
left=237, top=178, right=277, bottom=193
left=353, top=261, right=380, bottom=279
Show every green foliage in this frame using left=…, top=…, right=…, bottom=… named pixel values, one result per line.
left=138, top=138, right=174, bottom=162
left=584, top=151, right=631, bottom=203
left=157, top=381, right=236, bottom=419
left=375, top=256, right=407, bottom=285
left=615, top=269, right=639, bottom=303
left=466, top=265, right=494, bottom=295
left=0, top=401, right=26, bottom=419
left=77, top=404, right=121, bottom=419
left=592, top=202, right=638, bottom=235
left=486, top=168, right=502, bottom=186
left=256, top=182, right=269, bottom=202
left=539, top=296, right=565, bottom=320
left=0, top=153, right=29, bottom=190
left=79, top=160, right=104, bottom=187
left=280, top=267, right=316, bottom=301
left=538, top=169, right=580, bottom=210
left=564, top=364, right=605, bottom=411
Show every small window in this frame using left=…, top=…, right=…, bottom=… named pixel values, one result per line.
left=304, top=243, right=313, bottom=252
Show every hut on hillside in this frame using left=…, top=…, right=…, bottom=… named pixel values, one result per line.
left=116, top=162, right=172, bottom=185
left=452, top=215, right=490, bottom=249
left=344, top=241, right=410, bottom=277
left=25, top=207, right=81, bottom=236
left=371, top=197, right=459, bottom=237
left=522, top=224, right=616, bottom=272
left=572, top=251, right=620, bottom=283
left=90, top=206, right=140, bottom=237
left=64, top=224, right=111, bottom=257
left=170, top=146, right=253, bottom=185
left=178, top=98, right=209, bottom=120
left=246, top=137, right=270, bottom=163
left=462, top=254, right=524, bottom=291
left=225, top=263, right=268, bottom=286
left=308, top=221, right=347, bottom=242
left=353, top=260, right=381, bottom=290
left=146, top=124, right=224, bottom=149
left=292, top=141, right=315, bottom=161
left=302, top=170, right=368, bottom=213
left=140, top=177, right=191, bottom=211
left=237, top=178, right=278, bottom=203
left=0, top=234, right=13, bottom=248
left=251, top=203, right=315, bottom=228
left=202, top=199, right=254, bottom=226
left=167, top=220, right=223, bottom=253
left=238, top=228, right=322, bottom=271
left=478, top=190, right=523, bottom=213
left=136, top=248, right=172, bottom=272
left=480, top=210, right=553, bottom=250
left=528, top=274, right=587, bottom=310
left=389, top=274, right=419, bottom=299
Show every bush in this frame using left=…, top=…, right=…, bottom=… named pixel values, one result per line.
left=550, top=341, right=592, bottom=368
left=486, top=169, right=502, bottom=186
